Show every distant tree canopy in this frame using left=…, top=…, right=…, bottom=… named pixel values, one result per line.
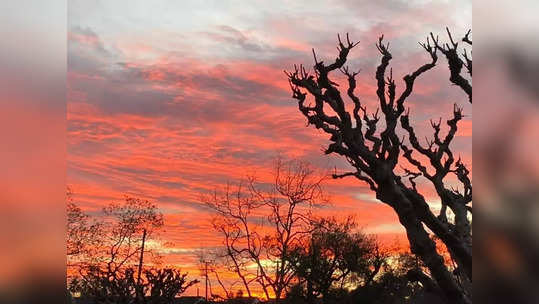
left=67, top=192, right=197, bottom=304
left=286, top=217, right=386, bottom=303
left=285, top=28, right=472, bottom=304
left=285, top=217, right=429, bottom=304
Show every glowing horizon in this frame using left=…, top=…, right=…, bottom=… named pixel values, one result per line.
left=68, top=0, right=471, bottom=297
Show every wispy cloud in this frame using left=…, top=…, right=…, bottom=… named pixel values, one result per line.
left=68, top=0, right=472, bottom=289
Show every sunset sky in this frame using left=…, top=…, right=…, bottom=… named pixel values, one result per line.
left=67, top=0, right=471, bottom=295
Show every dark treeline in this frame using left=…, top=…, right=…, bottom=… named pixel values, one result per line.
left=67, top=27, right=471, bottom=304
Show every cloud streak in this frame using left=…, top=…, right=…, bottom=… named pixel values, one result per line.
left=68, top=0, right=471, bottom=294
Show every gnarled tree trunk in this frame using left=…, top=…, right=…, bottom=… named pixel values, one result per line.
left=286, top=29, right=472, bottom=303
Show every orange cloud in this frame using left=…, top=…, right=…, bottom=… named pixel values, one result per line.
left=67, top=9, right=472, bottom=295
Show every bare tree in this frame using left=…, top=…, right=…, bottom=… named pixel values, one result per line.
left=285, top=29, right=472, bottom=304
left=205, top=158, right=327, bottom=302
left=196, top=248, right=238, bottom=300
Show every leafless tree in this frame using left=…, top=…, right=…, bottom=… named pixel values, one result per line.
left=285, top=28, right=472, bottom=304
left=196, top=247, right=238, bottom=300
left=205, top=158, right=328, bottom=302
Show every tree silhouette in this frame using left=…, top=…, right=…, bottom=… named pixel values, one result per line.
left=69, top=266, right=197, bottom=304
left=67, top=187, right=102, bottom=259
left=99, top=197, right=164, bottom=279
left=69, top=266, right=138, bottom=304
left=67, top=195, right=198, bottom=303
left=287, top=217, right=386, bottom=304
left=285, top=28, right=472, bottom=304
left=144, top=268, right=199, bottom=304
left=205, top=158, right=327, bottom=302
